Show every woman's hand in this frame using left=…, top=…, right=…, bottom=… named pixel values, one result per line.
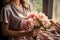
left=55, top=22, right=60, bottom=33
left=50, top=20, right=60, bottom=33
left=19, top=29, right=39, bottom=38
left=19, top=30, right=33, bottom=38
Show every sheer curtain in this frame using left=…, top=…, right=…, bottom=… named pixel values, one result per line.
left=52, top=0, right=60, bottom=22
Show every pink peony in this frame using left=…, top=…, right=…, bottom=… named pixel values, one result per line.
left=42, top=19, right=51, bottom=27
left=39, top=13, right=51, bottom=27
left=27, top=12, right=38, bottom=20
left=38, top=12, right=48, bottom=21
left=20, top=18, right=34, bottom=31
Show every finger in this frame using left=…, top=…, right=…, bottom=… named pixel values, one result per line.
left=50, top=20, right=56, bottom=25
left=50, top=20, right=60, bottom=29
left=56, top=22, right=60, bottom=26
left=54, top=25, right=60, bottom=33
left=56, top=23, right=60, bottom=29
left=38, top=31, right=49, bottom=40
left=37, top=34, right=45, bottom=40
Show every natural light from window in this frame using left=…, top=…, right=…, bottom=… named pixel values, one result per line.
left=27, top=0, right=42, bottom=13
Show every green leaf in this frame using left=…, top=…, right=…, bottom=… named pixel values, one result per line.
left=39, top=22, right=47, bottom=30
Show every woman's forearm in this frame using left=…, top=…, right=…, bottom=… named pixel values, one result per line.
left=2, top=23, right=20, bottom=37
left=2, top=23, right=26, bottom=37
left=2, top=23, right=33, bottom=37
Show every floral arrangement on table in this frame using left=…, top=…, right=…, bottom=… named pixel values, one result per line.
left=19, top=12, right=51, bottom=32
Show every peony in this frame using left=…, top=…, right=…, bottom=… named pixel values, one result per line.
left=27, top=11, right=38, bottom=20
left=42, top=19, right=51, bottom=27
left=37, top=12, right=51, bottom=27
left=20, top=18, right=34, bottom=31
left=38, top=12, right=48, bottom=21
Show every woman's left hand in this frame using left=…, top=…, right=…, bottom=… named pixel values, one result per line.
left=24, top=30, right=33, bottom=38
left=50, top=20, right=60, bottom=33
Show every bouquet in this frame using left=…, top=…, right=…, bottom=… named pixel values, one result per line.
left=27, top=12, right=51, bottom=30
left=18, top=11, right=51, bottom=32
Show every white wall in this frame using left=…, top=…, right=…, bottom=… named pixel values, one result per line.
left=52, top=0, right=60, bottom=22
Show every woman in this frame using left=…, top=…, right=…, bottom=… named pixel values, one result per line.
left=0, top=0, right=34, bottom=40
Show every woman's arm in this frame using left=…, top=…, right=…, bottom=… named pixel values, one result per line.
left=2, top=22, right=33, bottom=37
left=2, top=22, right=21, bottom=37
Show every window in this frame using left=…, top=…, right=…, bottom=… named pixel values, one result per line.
left=28, top=0, right=43, bottom=13
left=26, top=0, right=53, bottom=19
left=52, top=0, right=60, bottom=22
